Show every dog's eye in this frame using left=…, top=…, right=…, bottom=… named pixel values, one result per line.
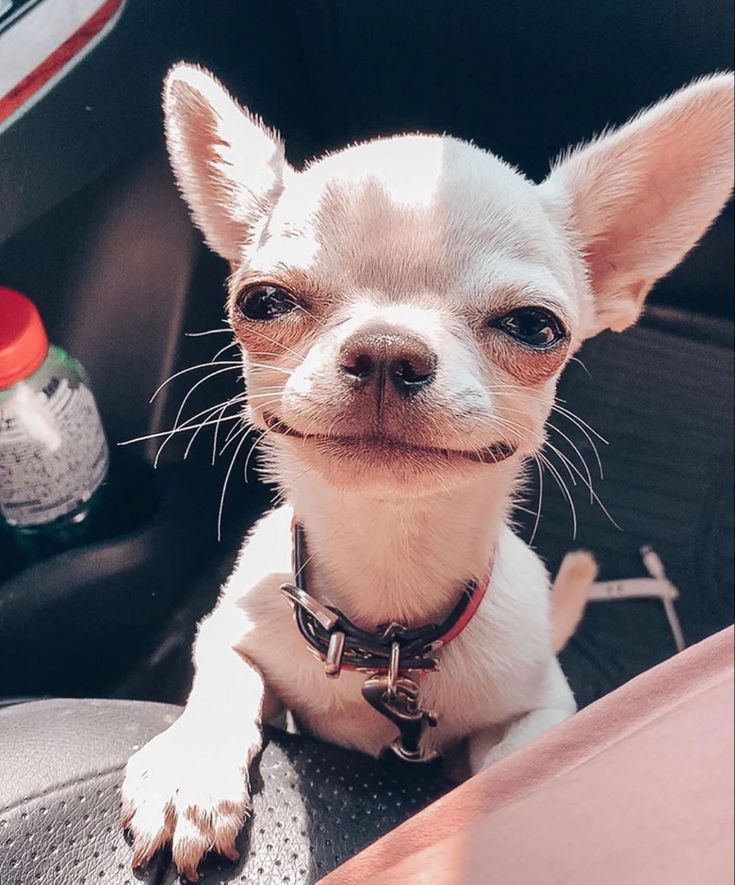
left=493, top=308, right=566, bottom=348
left=237, top=285, right=298, bottom=321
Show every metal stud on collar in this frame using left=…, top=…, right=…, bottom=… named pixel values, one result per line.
left=325, top=630, right=346, bottom=678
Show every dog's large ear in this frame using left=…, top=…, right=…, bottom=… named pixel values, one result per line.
left=542, top=74, right=734, bottom=333
left=163, top=63, right=288, bottom=263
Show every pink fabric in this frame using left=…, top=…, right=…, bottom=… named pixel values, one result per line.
left=323, top=627, right=734, bottom=885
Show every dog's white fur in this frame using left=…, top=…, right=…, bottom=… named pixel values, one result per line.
left=122, top=66, right=734, bottom=879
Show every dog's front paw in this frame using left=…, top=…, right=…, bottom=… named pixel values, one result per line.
left=121, top=722, right=259, bottom=881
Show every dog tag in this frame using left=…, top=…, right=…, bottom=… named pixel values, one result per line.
left=362, top=673, right=439, bottom=763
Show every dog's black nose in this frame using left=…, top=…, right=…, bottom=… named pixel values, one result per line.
left=339, top=324, right=437, bottom=397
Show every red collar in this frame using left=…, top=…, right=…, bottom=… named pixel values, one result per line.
left=434, top=567, right=491, bottom=645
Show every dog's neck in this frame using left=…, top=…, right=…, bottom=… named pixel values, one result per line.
left=287, top=470, right=516, bottom=630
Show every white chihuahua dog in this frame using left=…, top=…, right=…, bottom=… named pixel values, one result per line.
left=122, top=65, right=734, bottom=879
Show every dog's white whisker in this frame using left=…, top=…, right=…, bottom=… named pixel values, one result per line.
left=550, top=411, right=603, bottom=480
left=546, top=424, right=596, bottom=498
left=120, top=395, right=244, bottom=447
left=554, top=451, right=622, bottom=532
left=544, top=441, right=579, bottom=487
left=220, top=420, right=250, bottom=455
left=149, top=361, right=241, bottom=403
left=172, top=365, right=243, bottom=434
left=569, top=355, right=592, bottom=378
left=212, top=400, right=246, bottom=465
left=245, top=390, right=287, bottom=399
left=246, top=327, right=305, bottom=363
left=242, top=428, right=270, bottom=481
left=247, top=363, right=294, bottom=376
left=217, top=429, right=251, bottom=542
left=154, top=367, right=244, bottom=468
left=552, top=403, right=608, bottom=445
left=120, top=414, right=241, bottom=448
left=294, top=303, right=332, bottom=334
left=185, top=326, right=231, bottom=337
left=529, top=454, right=545, bottom=546
left=209, top=405, right=236, bottom=465
left=184, top=403, right=228, bottom=461
left=293, top=550, right=316, bottom=582
left=183, top=396, right=244, bottom=462
left=211, top=340, right=240, bottom=361
left=538, top=450, right=578, bottom=539
left=490, top=410, right=616, bottom=533
left=219, top=401, right=281, bottom=455
left=247, top=351, right=286, bottom=357
left=547, top=420, right=601, bottom=489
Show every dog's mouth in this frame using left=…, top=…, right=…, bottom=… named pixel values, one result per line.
left=262, top=412, right=517, bottom=465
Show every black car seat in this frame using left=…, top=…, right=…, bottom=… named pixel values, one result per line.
left=0, top=699, right=449, bottom=885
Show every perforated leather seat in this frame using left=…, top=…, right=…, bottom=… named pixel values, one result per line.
left=0, top=699, right=449, bottom=885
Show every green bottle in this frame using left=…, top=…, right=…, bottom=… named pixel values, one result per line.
left=0, top=287, right=109, bottom=562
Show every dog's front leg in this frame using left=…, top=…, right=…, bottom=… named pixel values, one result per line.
left=122, top=605, right=274, bottom=881
left=468, top=705, right=573, bottom=773
left=468, top=660, right=576, bottom=773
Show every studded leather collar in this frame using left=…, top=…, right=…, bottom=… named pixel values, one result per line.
left=280, top=522, right=491, bottom=676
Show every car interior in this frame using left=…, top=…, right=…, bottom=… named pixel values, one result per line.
left=0, top=2, right=733, bottom=883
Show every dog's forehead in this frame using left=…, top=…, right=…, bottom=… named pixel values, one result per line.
left=263, top=135, right=568, bottom=299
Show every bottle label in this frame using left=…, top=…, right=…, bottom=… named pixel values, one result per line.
left=0, top=377, right=109, bottom=527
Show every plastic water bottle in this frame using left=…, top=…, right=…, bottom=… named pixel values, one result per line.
left=0, top=287, right=109, bottom=560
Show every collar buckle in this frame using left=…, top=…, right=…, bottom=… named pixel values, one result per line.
left=281, top=582, right=339, bottom=631
left=380, top=621, right=408, bottom=641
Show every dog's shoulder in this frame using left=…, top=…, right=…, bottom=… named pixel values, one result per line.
left=453, top=524, right=553, bottom=686
left=492, top=523, right=551, bottom=609
left=219, top=504, right=294, bottom=607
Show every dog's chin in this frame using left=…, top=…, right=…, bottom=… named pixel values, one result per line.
left=260, top=412, right=519, bottom=495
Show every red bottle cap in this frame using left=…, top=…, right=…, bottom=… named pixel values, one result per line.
left=0, top=287, right=50, bottom=389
